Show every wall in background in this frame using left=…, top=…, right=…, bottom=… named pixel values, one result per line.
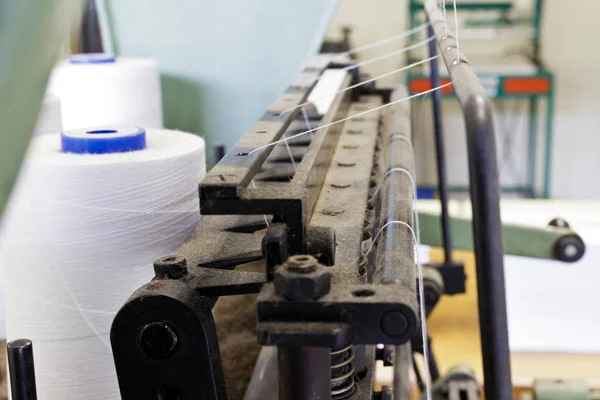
left=326, top=0, right=600, bottom=199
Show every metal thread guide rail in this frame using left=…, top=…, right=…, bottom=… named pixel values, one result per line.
left=423, top=1, right=513, bottom=399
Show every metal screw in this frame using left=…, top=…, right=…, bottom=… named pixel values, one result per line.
left=287, top=255, right=318, bottom=273
left=153, top=256, right=188, bottom=280
left=139, top=321, right=178, bottom=360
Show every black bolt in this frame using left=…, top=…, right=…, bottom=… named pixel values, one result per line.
left=286, top=255, right=317, bottom=273
left=139, top=321, right=178, bottom=360
left=153, top=256, right=187, bottom=280
left=380, top=311, right=408, bottom=338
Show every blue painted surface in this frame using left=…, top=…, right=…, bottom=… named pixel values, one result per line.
left=98, top=0, right=339, bottom=163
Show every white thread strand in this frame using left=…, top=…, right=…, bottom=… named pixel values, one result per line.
left=249, top=82, right=452, bottom=155
left=365, top=220, right=416, bottom=256
left=300, top=106, right=314, bottom=138
left=453, top=0, right=460, bottom=61
left=284, top=140, right=297, bottom=170
left=372, top=168, right=416, bottom=200
left=282, top=56, right=438, bottom=116
left=251, top=180, right=270, bottom=228
left=332, top=22, right=431, bottom=61
left=442, top=0, right=448, bottom=36
left=342, top=37, right=435, bottom=72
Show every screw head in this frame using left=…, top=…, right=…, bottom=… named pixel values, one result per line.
left=139, top=321, right=178, bottom=360
left=153, top=256, right=188, bottom=280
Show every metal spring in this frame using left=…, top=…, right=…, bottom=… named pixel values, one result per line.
left=331, top=344, right=356, bottom=399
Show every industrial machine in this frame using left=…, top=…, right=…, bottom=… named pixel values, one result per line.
left=5, top=1, right=589, bottom=400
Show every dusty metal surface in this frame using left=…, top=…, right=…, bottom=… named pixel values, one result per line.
left=309, top=95, right=381, bottom=285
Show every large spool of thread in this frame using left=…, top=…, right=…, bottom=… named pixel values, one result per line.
left=1, top=126, right=205, bottom=399
left=0, top=94, right=63, bottom=339
left=34, top=94, right=63, bottom=135
left=47, top=53, right=163, bottom=130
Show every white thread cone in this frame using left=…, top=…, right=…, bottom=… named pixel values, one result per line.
left=1, top=128, right=205, bottom=399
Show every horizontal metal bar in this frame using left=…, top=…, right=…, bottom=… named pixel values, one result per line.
left=418, top=211, right=586, bottom=262
left=411, top=1, right=512, bottom=11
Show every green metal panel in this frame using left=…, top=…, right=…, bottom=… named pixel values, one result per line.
left=418, top=211, right=577, bottom=260
left=0, top=0, right=85, bottom=217
left=410, top=1, right=513, bottom=12
left=535, top=380, right=590, bottom=400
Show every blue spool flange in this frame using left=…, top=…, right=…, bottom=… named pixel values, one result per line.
left=61, top=126, right=146, bottom=154
left=68, top=53, right=117, bottom=64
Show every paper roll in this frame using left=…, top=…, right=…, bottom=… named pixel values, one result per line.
left=47, top=54, right=163, bottom=130
left=1, top=127, right=205, bottom=399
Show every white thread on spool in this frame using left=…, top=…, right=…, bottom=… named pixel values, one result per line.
left=1, top=126, right=206, bottom=400
left=34, top=94, right=63, bottom=136
left=48, top=53, right=163, bottom=131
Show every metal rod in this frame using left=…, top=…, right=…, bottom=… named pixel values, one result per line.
left=393, top=345, right=411, bottom=400
left=426, top=337, right=440, bottom=381
left=527, top=97, right=538, bottom=198
left=424, top=2, right=513, bottom=399
left=7, top=339, right=38, bottom=400
left=411, top=353, right=425, bottom=393
left=375, top=87, right=417, bottom=298
left=278, top=347, right=331, bottom=400
left=427, top=23, right=453, bottom=264
left=543, top=92, right=554, bottom=198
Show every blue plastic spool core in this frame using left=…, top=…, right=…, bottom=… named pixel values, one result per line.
left=61, top=126, right=146, bottom=154
left=68, top=53, right=117, bottom=64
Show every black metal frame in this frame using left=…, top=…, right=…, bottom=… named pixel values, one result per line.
left=106, top=63, right=426, bottom=400
left=423, top=1, right=513, bottom=399
left=7, top=5, right=512, bottom=397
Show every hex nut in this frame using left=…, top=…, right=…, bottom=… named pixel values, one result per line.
left=274, top=264, right=331, bottom=301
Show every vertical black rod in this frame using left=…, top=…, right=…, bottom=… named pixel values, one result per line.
left=213, top=143, right=226, bottom=165
left=423, top=3, right=513, bottom=398
left=7, top=339, right=38, bottom=400
left=278, top=347, right=331, bottom=400
left=427, top=23, right=453, bottom=264
left=464, top=99, right=513, bottom=400
left=81, top=0, right=103, bottom=53
left=426, top=337, right=440, bottom=381
left=411, top=354, right=425, bottom=393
